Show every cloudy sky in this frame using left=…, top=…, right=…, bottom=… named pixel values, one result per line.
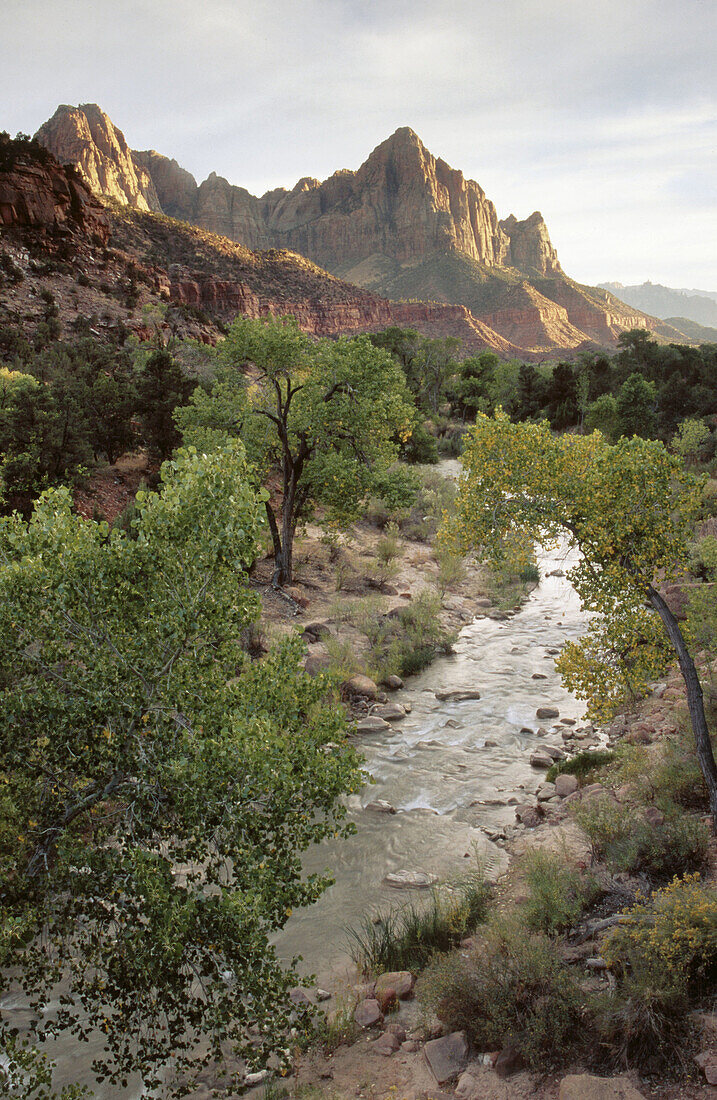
left=3, top=0, right=716, bottom=288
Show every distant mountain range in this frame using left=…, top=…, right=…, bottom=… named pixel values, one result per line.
left=26, top=103, right=708, bottom=355
left=599, top=281, right=717, bottom=328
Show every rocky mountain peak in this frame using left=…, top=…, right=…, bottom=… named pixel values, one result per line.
left=35, top=103, right=160, bottom=212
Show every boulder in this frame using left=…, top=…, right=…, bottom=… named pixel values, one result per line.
left=696, top=1049, right=717, bottom=1085
left=515, top=803, right=542, bottom=828
left=530, top=751, right=553, bottom=769
left=536, top=706, right=560, bottom=719
left=365, top=799, right=397, bottom=814
left=356, top=715, right=390, bottom=733
left=373, top=1031, right=400, bottom=1055
left=304, top=654, right=331, bottom=677
left=558, top=1075, right=647, bottom=1100
left=435, top=689, right=481, bottom=702
left=376, top=986, right=398, bottom=1013
left=302, top=621, right=331, bottom=641
left=382, top=674, right=404, bottom=689
left=555, top=773, right=579, bottom=798
left=384, top=869, right=437, bottom=889
left=344, top=674, right=380, bottom=698
left=494, top=1044, right=524, bottom=1078
left=353, top=998, right=383, bottom=1028
left=536, top=783, right=556, bottom=801
left=424, top=1031, right=470, bottom=1085
left=537, top=744, right=566, bottom=760
left=375, top=970, right=414, bottom=1000
left=371, top=702, right=407, bottom=721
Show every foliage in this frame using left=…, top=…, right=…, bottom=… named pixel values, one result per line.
left=673, top=418, right=711, bottom=464
left=0, top=443, right=363, bottom=1093
left=179, top=316, right=416, bottom=584
left=399, top=466, right=456, bottom=542
left=417, top=916, right=582, bottom=1070
left=545, top=748, right=615, bottom=784
left=136, top=347, right=195, bottom=459
left=347, top=874, right=491, bottom=975
left=593, top=874, right=717, bottom=1070
left=573, top=797, right=709, bottom=879
left=0, top=1037, right=89, bottom=1099
left=443, top=412, right=717, bottom=826
left=521, top=850, right=600, bottom=935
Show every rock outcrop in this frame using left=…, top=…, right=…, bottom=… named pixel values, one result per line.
left=34, top=103, right=691, bottom=354
left=36, top=104, right=161, bottom=212
left=0, top=134, right=109, bottom=243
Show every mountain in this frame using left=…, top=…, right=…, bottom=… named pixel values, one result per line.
left=33, top=104, right=697, bottom=354
left=0, top=132, right=532, bottom=356
left=599, top=281, right=717, bottom=327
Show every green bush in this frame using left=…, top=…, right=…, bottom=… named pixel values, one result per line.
left=592, top=874, right=717, bottom=1070
left=521, top=850, right=600, bottom=935
left=347, top=874, right=490, bottom=975
left=399, top=467, right=456, bottom=542
left=546, top=749, right=615, bottom=783
left=574, top=796, right=709, bottom=880
left=417, top=917, right=582, bottom=1070
left=688, top=534, right=717, bottom=580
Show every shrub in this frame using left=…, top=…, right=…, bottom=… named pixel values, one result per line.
left=417, top=917, right=582, bottom=1070
left=348, top=874, right=491, bottom=975
left=521, top=850, right=600, bottom=935
left=574, top=796, right=709, bottom=880
left=399, top=467, right=456, bottom=542
left=376, top=523, right=401, bottom=564
left=546, top=749, right=615, bottom=784
left=434, top=546, right=465, bottom=595
left=593, top=874, right=717, bottom=1070
left=382, top=590, right=456, bottom=676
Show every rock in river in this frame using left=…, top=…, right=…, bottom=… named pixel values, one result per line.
left=435, top=689, right=481, bottom=702
left=384, top=869, right=438, bottom=889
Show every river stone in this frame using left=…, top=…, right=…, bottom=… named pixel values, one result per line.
left=384, top=869, right=438, bottom=889
left=424, top=1031, right=470, bottom=1085
left=536, top=706, right=560, bottom=719
left=382, top=673, right=404, bottom=689
left=475, top=598, right=492, bottom=607
left=515, top=804, right=542, bottom=827
left=558, top=1075, right=647, bottom=1100
left=373, top=1031, right=400, bottom=1055
left=344, top=674, right=379, bottom=698
left=555, top=774, right=579, bottom=798
left=519, top=726, right=534, bottom=734
left=435, top=689, right=481, bottom=702
left=354, top=999, right=383, bottom=1027
left=530, top=751, right=553, bottom=769
left=445, top=718, right=463, bottom=729
left=365, top=799, right=397, bottom=814
left=538, top=744, right=566, bottom=760
left=371, top=702, right=407, bottom=721
left=537, top=783, right=556, bottom=801
left=376, top=970, right=414, bottom=999
left=356, top=715, right=390, bottom=733
left=531, top=672, right=548, bottom=679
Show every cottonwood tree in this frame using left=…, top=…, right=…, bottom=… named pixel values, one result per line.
left=0, top=443, right=362, bottom=1093
left=445, top=412, right=717, bottom=829
left=179, top=315, right=416, bottom=586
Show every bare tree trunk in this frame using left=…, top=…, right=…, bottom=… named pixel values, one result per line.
left=647, top=584, right=717, bottom=831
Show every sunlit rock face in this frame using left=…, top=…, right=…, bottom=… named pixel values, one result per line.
left=36, top=103, right=161, bottom=212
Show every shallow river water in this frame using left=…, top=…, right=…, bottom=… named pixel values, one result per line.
left=2, top=531, right=589, bottom=1097
left=274, top=538, right=588, bottom=986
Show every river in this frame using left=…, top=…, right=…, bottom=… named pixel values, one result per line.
left=2, top=531, right=589, bottom=1097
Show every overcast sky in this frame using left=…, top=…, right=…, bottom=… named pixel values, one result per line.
left=3, top=0, right=716, bottom=288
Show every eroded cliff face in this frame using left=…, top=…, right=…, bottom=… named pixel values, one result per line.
left=0, top=149, right=110, bottom=243
left=36, top=104, right=161, bottom=212
left=33, top=104, right=673, bottom=354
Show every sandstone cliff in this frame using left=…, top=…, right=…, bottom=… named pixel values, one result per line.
left=0, top=132, right=109, bottom=243
left=36, top=104, right=161, bottom=213
left=34, top=103, right=693, bottom=354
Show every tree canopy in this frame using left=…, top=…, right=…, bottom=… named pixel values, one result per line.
left=0, top=442, right=362, bottom=1092
left=178, top=315, right=417, bottom=584
left=445, top=411, right=717, bottom=827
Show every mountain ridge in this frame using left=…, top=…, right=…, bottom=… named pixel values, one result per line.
left=33, top=103, right=698, bottom=354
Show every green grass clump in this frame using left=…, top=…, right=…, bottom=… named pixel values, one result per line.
left=417, top=916, right=582, bottom=1071
left=546, top=749, right=615, bottom=783
left=521, top=850, right=601, bottom=935
left=347, top=874, right=490, bottom=976
left=573, top=796, right=709, bottom=881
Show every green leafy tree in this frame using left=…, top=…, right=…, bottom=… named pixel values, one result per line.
left=617, top=372, right=657, bottom=438
left=445, top=412, right=717, bottom=829
left=672, top=418, right=711, bottom=466
left=585, top=393, right=619, bottom=441
left=0, top=443, right=362, bottom=1092
left=136, top=348, right=194, bottom=459
left=182, top=316, right=416, bottom=585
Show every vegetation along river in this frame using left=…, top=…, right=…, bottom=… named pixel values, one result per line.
left=275, top=537, right=592, bottom=987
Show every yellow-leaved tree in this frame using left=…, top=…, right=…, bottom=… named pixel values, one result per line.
left=444, top=411, right=717, bottom=830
